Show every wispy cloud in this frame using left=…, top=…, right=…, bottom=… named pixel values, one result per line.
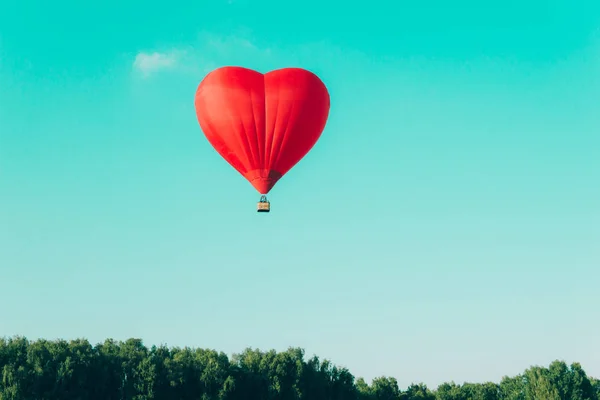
left=132, top=51, right=180, bottom=78
left=130, top=30, right=364, bottom=81
left=130, top=33, right=271, bottom=80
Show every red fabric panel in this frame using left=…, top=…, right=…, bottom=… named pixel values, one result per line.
left=195, top=66, right=330, bottom=194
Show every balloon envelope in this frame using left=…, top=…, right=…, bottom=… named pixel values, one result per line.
left=194, top=66, right=330, bottom=194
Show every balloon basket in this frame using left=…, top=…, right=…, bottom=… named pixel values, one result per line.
left=257, top=195, right=270, bottom=213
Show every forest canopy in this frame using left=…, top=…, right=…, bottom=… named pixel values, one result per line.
left=0, top=336, right=598, bottom=400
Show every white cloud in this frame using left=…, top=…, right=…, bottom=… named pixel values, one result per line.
left=129, top=30, right=364, bottom=81
left=132, top=51, right=179, bottom=77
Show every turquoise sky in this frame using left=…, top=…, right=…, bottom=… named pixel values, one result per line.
left=1, top=0, right=599, bottom=389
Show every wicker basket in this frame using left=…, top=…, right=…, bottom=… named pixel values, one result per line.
left=257, top=195, right=270, bottom=212
left=257, top=201, right=270, bottom=212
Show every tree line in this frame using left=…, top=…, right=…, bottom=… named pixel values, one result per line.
left=0, top=336, right=598, bottom=400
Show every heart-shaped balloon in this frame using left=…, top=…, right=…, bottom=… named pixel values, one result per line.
left=194, top=66, right=330, bottom=194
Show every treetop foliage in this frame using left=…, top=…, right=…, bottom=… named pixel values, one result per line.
left=0, top=336, right=598, bottom=400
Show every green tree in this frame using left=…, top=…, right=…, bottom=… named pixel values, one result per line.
left=524, top=366, right=560, bottom=400
left=402, top=383, right=436, bottom=400
left=370, top=376, right=400, bottom=400
left=435, top=382, right=463, bottom=400
left=499, top=375, right=526, bottom=400
left=356, top=377, right=373, bottom=400
left=569, top=362, right=596, bottom=400
left=0, top=336, right=598, bottom=400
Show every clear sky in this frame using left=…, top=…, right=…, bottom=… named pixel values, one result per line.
left=1, top=0, right=599, bottom=390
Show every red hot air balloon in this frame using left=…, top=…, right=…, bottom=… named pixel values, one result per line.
left=194, top=66, right=331, bottom=212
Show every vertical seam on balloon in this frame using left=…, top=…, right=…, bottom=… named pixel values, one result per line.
left=272, top=100, right=294, bottom=170
left=237, top=116, right=255, bottom=171
left=227, top=84, right=254, bottom=172
left=266, top=78, right=281, bottom=171
left=254, top=82, right=264, bottom=169
left=261, top=73, right=268, bottom=171
left=246, top=88, right=260, bottom=169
